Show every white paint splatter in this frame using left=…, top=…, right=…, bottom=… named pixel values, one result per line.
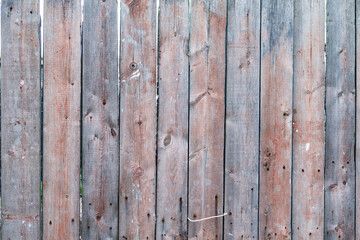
left=305, top=143, right=310, bottom=151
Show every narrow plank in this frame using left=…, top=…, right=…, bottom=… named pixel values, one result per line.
left=356, top=0, right=360, bottom=238
left=259, top=1, right=293, bottom=239
left=1, top=1, right=41, bottom=239
left=119, top=0, right=157, bottom=239
left=292, top=0, right=325, bottom=239
left=325, top=0, right=356, bottom=239
left=156, top=0, right=189, bottom=238
left=224, top=0, right=261, bottom=239
left=82, top=0, right=119, bottom=239
left=188, top=0, right=227, bottom=238
left=43, top=0, right=81, bottom=239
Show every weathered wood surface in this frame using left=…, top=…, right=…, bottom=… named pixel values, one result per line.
left=156, top=0, right=189, bottom=238
left=188, top=0, right=227, bottom=239
left=82, top=0, right=119, bottom=239
left=43, top=0, right=81, bottom=239
left=292, top=1, right=325, bottom=239
left=119, top=0, right=157, bottom=239
left=356, top=1, right=360, bottom=239
left=224, top=0, right=260, bottom=239
left=325, top=0, right=356, bottom=239
left=259, top=1, right=293, bottom=239
left=1, top=0, right=41, bottom=239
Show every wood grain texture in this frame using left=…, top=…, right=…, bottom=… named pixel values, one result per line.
left=224, top=0, right=260, bottom=239
left=188, top=0, right=227, bottom=239
left=356, top=1, right=360, bottom=239
left=325, top=0, right=356, bottom=239
left=43, top=0, right=81, bottom=239
left=1, top=1, right=41, bottom=239
left=119, top=0, right=157, bottom=239
left=292, top=0, right=325, bottom=239
left=259, top=1, right=293, bottom=239
left=156, top=0, right=189, bottom=238
left=82, top=0, right=119, bottom=239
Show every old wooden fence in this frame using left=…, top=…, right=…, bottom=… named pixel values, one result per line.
left=0, top=0, right=359, bottom=239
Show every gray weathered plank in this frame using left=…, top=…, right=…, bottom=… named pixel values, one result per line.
left=156, top=0, right=189, bottom=238
left=82, top=0, right=119, bottom=239
left=224, top=0, right=261, bottom=239
left=119, top=0, right=157, bottom=239
left=325, top=0, right=356, bottom=239
left=43, top=0, right=82, bottom=239
left=356, top=0, right=360, bottom=239
left=292, top=0, right=326, bottom=239
left=1, top=1, right=41, bottom=239
left=188, top=0, right=227, bottom=239
left=259, top=1, right=293, bottom=239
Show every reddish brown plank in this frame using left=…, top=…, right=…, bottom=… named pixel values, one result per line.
left=119, top=0, right=157, bottom=239
left=188, top=0, right=227, bottom=239
left=224, top=0, right=261, bottom=239
left=1, top=0, right=41, bottom=239
left=325, top=0, right=356, bottom=239
left=82, top=0, right=119, bottom=239
left=259, top=1, right=293, bottom=239
left=292, top=0, right=325, bottom=239
left=43, top=0, right=81, bottom=239
left=156, top=0, right=189, bottom=238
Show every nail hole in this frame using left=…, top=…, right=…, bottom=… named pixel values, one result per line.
left=129, top=62, right=138, bottom=70
left=49, top=221, right=52, bottom=225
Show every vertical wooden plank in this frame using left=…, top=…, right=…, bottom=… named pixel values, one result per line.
left=224, top=0, right=260, bottom=239
left=188, top=0, right=227, bottom=239
left=259, top=1, right=293, bottom=239
left=356, top=0, right=360, bottom=239
left=119, top=0, right=157, bottom=239
left=1, top=0, right=41, bottom=239
left=292, top=0, right=325, bottom=239
left=325, top=0, right=356, bottom=239
left=156, top=0, right=189, bottom=238
left=82, top=0, right=119, bottom=239
left=43, top=0, right=81, bottom=239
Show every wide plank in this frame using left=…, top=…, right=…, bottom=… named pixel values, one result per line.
left=156, top=0, right=189, bottom=238
left=1, top=1, right=41, bottom=239
left=82, top=0, right=119, bottom=239
left=43, top=0, right=82, bottom=239
left=188, top=0, right=227, bottom=239
left=259, top=1, right=293, bottom=239
left=119, top=0, right=157, bottom=239
left=224, top=0, right=261, bottom=239
left=292, top=0, right=326, bottom=239
left=325, top=0, right=356, bottom=239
